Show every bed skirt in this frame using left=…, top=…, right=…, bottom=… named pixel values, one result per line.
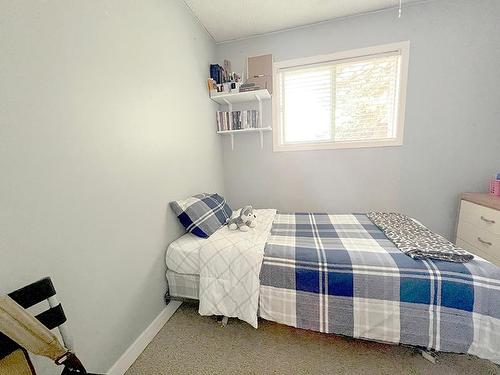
left=166, top=270, right=199, bottom=300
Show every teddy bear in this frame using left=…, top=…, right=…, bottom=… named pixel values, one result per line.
left=227, top=206, right=257, bottom=232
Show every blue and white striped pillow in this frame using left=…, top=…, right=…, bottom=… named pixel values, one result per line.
left=170, top=193, right=233, bottom=238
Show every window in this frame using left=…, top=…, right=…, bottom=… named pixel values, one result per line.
left=273, top=42, right=409, bottom=151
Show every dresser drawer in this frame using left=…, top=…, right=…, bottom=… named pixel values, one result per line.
left=459, top=200, right=500, bottom=236
left=456, top=238, right=500, bottom=266
left=457, top=219, right=500, bottom=259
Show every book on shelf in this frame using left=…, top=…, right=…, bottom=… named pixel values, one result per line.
left=216, top=110, right=259, bottom=132
left=238, top=82, right=261, bottom=92
left=210, top=64, right=224, bottom=85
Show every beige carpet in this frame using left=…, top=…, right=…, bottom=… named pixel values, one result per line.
left=126, top=303, right=499, bottom=375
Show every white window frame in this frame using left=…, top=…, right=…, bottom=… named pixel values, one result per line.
left=272, top=41, right=410, bottom=152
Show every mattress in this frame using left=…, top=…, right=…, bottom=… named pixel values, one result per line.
left=166, top=233, right=204, bottom=274
left=166, top=208, right=275, bottom=275
left=165, top=216, right=428, bottom=294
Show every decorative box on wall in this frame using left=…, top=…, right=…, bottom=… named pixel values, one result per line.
left=211, top=89, right=272, bottom=150
left=247, top=54, right=273, bottom=94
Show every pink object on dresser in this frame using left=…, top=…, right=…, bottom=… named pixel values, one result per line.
left=490, top=179, right=500, bottom=196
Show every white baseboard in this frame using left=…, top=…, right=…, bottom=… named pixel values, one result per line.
left=107, top=301, right=182, bottom=375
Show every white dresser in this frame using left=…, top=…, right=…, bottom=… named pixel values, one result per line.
left=456, top=193, right=500, bottom=266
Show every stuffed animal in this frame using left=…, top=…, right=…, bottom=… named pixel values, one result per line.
left=227, top=206, right=257, bottom=232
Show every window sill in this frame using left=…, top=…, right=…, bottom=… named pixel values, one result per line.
left=272, top=138, right=403, bottom=152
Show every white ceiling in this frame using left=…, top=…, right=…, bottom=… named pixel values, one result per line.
left=183, top=0, right=424, bottom=43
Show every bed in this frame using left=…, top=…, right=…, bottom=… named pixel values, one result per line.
left=165, top=209, right=500, bottom=365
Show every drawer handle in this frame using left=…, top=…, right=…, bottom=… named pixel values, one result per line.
left=480, top=216, right=496, bottom=224
left=477, top=237, right=493, bottom=246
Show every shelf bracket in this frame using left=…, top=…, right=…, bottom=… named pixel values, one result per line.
left=255, top=94, right=263, bottom=129
left=222, top=98, right=232, bottom=113
left=230, top=133, right=234, bottom=151
left=259, top=130, right=264, bottom=149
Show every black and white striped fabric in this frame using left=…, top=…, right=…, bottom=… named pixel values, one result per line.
left=367, top=212, right=473, bottom=263
left=170, top=193, right=232, bottom=238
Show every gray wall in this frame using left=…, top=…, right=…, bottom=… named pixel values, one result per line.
left=0, top=0, right=223, bottom=372
left=216, top=0, right=500, bottom=239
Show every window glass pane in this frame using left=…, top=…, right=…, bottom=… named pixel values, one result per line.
left=334, top=55, right=399, bottom=141
left=282, top=68, right=332, bottom=143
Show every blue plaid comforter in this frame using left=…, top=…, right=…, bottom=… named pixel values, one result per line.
left=259, top=213, right=500, bottom=364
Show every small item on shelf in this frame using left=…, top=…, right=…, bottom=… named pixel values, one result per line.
left=209, top=60, right=242, bottom=96
left=207, top=78, right=218, bottom=96
left=223, top=59, right=232, bottom=82
left=210, top=85, right=225, bottom=98
left=226, top=71, right=241, bottom=84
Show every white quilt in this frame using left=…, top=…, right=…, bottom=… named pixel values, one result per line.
left=198, top=209, right=276, bottom=328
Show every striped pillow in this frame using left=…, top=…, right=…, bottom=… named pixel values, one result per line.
left=170, top=193, right=233, bottom=238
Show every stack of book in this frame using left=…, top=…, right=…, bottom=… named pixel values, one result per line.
left=239, top=82, right=261, bottom=92
left=216, top=110, right=259, bottom=131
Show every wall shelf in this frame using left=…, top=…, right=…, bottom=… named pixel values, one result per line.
left=212, top=89, right=271, bottom=151
left=216, top=127, right=272, bottom=135
left=217, top=127, right=272, bottom=150
left=210, top=89, right=271, bottom=106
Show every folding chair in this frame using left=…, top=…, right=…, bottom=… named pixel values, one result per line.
left=0, top=277, right=100, bottom=374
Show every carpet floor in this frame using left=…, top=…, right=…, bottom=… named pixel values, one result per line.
left=126, top=303, right=499, bottom=375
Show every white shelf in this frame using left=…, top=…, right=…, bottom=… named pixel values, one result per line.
left=210, top=89, right=271, bottom=105
left=217, top=127, right=272, bottom=135
left=211, top=89, right=271, bottom=151
left=217, top=127, right=271, bottom=150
